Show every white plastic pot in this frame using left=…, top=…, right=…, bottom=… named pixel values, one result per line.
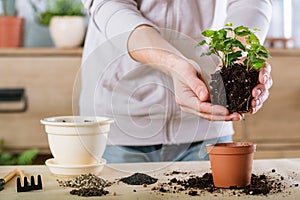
left=41, top=116, right=113, bottom=165
left=49, top=16, right=86, bottom=48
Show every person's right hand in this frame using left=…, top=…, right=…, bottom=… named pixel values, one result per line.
left=171, top=59, right=243, bottom=121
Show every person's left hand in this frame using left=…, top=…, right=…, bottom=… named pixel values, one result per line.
left=251, top=62, right=273, bottom=114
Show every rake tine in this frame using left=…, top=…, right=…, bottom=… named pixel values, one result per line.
left=31, top=176, right=35, bottom=186
left=16, top=177, right=21, bottom=192
left=37, top=175, right=43, bottom=190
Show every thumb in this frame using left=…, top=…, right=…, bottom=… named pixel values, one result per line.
left=187, top=74, right=209, bottom=101
left=186, top=59, right=209, bottom=101
left=199, top=85, right=209, bottom=101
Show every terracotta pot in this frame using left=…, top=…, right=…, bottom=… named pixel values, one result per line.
left=49, top=16, right=86, bottom=48
left=0, top=16, right=24, bottom=47
left=206, top=142, right=256, bottom=188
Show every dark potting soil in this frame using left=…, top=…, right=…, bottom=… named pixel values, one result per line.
left=119, top=172, right=158, bottom=185
left=70, top=187, right=109, bottom=197
left=210, top=64, right=259, bottom=113
left=152, top=170, right=298, bottom=197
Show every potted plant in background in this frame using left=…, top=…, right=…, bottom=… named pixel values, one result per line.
left=0, top=0, right=24, bottom=47
left=31, top=0, right=86, bottom=48
left=198, top=23, right=270, bottom=113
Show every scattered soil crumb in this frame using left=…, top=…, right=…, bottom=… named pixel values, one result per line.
left=164, top=170, right=189, bottom=176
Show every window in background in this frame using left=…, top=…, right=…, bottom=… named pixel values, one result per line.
left=266, top=0, right=299, bottom=48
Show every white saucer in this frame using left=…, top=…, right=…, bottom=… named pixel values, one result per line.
left=45, top=158, right=106, bottom=177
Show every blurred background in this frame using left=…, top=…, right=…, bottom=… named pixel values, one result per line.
left=0, top=0, right=299, bottom=165
left=0, top=0, right=297, bottom=48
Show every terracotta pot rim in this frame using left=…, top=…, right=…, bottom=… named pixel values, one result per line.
left=206, top=142, right=256, bottom=155
left=207, top=142, right=255, bottom=147
left=0, top=15, right=24, bottom=19
left=0, top=16, right=24, bottom=25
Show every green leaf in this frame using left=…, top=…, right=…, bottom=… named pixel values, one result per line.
left=38, top=12, right=55, bottom=26
left=235, top=31, right=251, bottom=37
left=249, top=33, right=259, bottom=44
left=258, top=45, right=269, bottom=53
left=197, top=40, right=207, bottom=46
left=16, top=148, right=38, bottom=165
left=227, top=51, right=242, bottom=64
left=234, top=26, right=251, bottom=37
left=200, top=52, right=214, bottom=57
left=235, top=26, right=249, bottom=32
left=259, top=52, right=270, bottom=58
left=0, top=152, right=17, bottom=165
left=0, top=152, right=13, bottom=162
left=202, top=30, right=215, bottom=37
left=225, top=22, right=233, bottom=27
left=232, top=39, right=246, bottom=51
left=252, top=61, right=265, bottom=70
left=218, top=29, right=227, bottom=39
left=253, top=27, right=260, bottom=31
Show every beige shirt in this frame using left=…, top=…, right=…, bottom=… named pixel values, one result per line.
left=80, top=0, right=272, bottom=145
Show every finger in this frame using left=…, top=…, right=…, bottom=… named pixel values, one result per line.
left=259, top=63, right=271, bottom=84
left=178, top=96, right=230, bottom=116
left=210, top=104, right=230, bottom=116
left=252, top=83, right=266, bottom=99
left=252, top=86, right=262, bottom=100
left=252, top=84, right=270, bottom=107
left=251, top=85, right=263, bottom=107
left=251, top=101, right=263, bottom=114
left=265, top=75, right=273, bottom=89
left=259, top=88, right=270, bottom=103
left=252, top=76, right=272, bottom=102
left=180, top=106, right=241, bottom=121
left=252, top=88, right=269, bottom=108
left=259, top=74, right=273, bottom=90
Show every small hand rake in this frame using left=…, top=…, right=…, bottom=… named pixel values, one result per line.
left=16, top=169, right=42, bottom=192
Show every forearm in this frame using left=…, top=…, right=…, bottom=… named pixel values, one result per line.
left=128, top=25, right=191, bottom=76
left=226, top=0, right=272, bottom=42
left=128, top=25, right=242, bottom=121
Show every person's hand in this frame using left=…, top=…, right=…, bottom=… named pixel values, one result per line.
left=171, top=59, right=243, bottom=121
left=251, top=62, right=272, bottom=113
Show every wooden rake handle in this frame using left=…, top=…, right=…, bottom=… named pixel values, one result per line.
left=3, top=168, right=19, bottom=184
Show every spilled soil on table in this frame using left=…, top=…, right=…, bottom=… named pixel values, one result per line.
left=151, top=169, right=298, bottom=197
left=56, top=170, right=298, bottom=197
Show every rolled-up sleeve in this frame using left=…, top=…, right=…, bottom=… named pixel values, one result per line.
left=90, top=0, right=159, bottom=51
left=226, top=0, right=272, bottom=42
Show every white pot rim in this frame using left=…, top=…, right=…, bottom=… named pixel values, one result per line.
left=40, top=116, right=114, bottom=127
